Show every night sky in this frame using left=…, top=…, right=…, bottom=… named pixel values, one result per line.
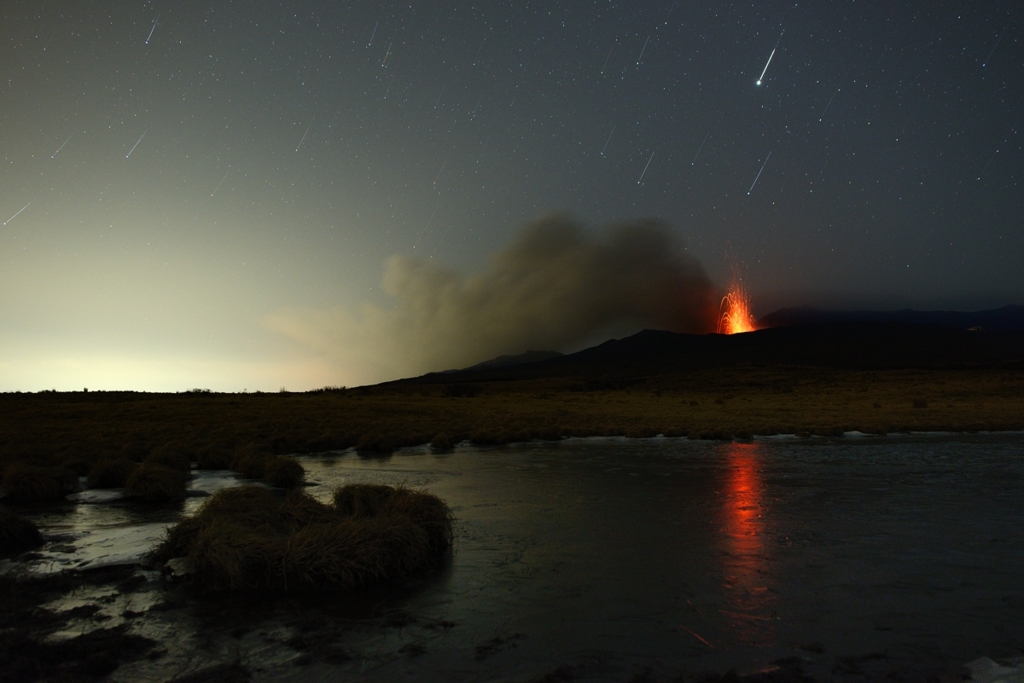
left=2, top=1, right=1022, bottom=391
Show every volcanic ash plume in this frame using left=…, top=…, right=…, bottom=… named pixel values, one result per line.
left=269, top=214, right=719, bottom=384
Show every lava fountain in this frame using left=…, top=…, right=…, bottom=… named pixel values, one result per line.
left=717, top=278, right=758, bottom=335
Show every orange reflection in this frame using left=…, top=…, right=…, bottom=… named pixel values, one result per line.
left=719, top=441, right=775, bottom=644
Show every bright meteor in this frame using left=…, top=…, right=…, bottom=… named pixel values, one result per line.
left=3, top=198, right=36, bottom=226
left=756, top=48, right=775, bottom=85
left=756, top=32, right=783, bottom=85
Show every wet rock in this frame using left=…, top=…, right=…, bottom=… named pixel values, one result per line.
left=162, top=557, right=195, bottom=580
left=966, top=657, right=1024, bottom=683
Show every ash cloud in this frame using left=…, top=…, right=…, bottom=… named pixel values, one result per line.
left=269, top=214, right=719, bottom=385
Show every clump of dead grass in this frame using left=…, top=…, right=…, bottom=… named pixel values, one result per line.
left=124, top=463, right=188, bottom=502
left=87, top=457, right=139, bottom=489
left=1, top=463, right=79, bottom=503
left=154, top=483, right=453, bottom=591
left=0, top=506, right=45, bottom=556
left=263, top=456, right=304, bottom=489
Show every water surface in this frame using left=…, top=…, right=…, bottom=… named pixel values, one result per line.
left=13, top=435, right=1024, bottom=681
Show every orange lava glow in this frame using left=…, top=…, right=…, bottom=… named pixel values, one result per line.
left=717, top=281, right=758, bottom=334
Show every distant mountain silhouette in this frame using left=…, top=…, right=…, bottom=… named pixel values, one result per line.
left=759, top=305, right=1024, bottom=331
left=447, top=350, right=564, bottom=373
left=404, top=322, right=1024, bottom=386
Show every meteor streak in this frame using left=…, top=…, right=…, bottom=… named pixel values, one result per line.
left=637, top=35, right=650, bottom=64
left=819, top=85, right=839, bottom=120
left=126, top=129, right=147, bottom=158
left=295, top=115, right=314, bottom=151
left=756, top=32, right=783, bottom=85
left=52, top=135, right=72, bottom=158
left=600, top=127, right=615, bottom=156
left=691, top=132, right=709, bottom=165
left=756, top=49, right=775, bottom=85
left=983, top=27, right=1006, bottom=67
left=211, top=170, right=231, bottom=197
left=637, top=151, right=655, bottom=183
left=145, top=14, right=159, bottom=44
left=368, top=20, right=378, bottom=47
left=746, top=151, right=771, bottom=195
left=3, top=198, right=35, bottom=226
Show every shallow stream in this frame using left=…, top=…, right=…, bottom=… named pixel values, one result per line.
left=7, top=434, right=1024, bottom=681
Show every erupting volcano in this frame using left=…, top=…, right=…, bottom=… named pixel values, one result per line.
left=717, top=280, right=758, bottom=335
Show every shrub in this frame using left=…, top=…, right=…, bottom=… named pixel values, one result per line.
left=87, top=457, right=139, bottom=489
left=2, top=464, right=78, bottom=503
left=263, top=456, right=304, bottom=489
left=124, top=463, right=188, bottom=502
left=153, top=484, right=453, bottom=591
left=0, top=507, right=44, bottom=556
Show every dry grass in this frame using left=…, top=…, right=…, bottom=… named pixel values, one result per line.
left=146, top=443, right=192, bottom=473
left=1, top=365, right=1022, bottom=480
left=87, top=457, right=139, bottom=489
left=1, top=464, right=78, bottom=503
left=263, top=456, right=304, bottom=489
left=0, top=507, right=44, bottom=556
left=124, top=462, right=188, bottom=502
left=154, top=484, right=453, bottom=591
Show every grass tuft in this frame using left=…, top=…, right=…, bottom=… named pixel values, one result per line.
left=0, top=506, right=45, bottom=556
left=2, top=464, right=78, bottom=502
left=147, top=443, right=192, bottom=473
left=87, top=457, right=139, bottom=489
left=195, top=444, right=233, bottom=470
left=263, top=456, right=305, bottom=489
left=231, top=443, right=270, bottom=479
left=124, top=462, right=188, bottom=502
left=153, top=484, right=453, bottom=591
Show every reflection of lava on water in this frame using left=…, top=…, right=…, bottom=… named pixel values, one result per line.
left=719, top=442, right=775, bottom=644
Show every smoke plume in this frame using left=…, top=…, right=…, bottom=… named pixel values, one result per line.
left=268, top=214, right=719, bottom=385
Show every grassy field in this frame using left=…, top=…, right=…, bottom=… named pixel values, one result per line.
left=2, top=363, right=1022, bottom=473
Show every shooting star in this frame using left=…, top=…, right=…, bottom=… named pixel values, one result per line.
left=381, top=40, right=393, bottom=67
left=636, top=35, right=650, bottom=64
left=3, top=198, right=36, bottom=226
left=747, top=151, right=771, bottom=195
left=145, top=13, right=159, bottom=45
left=819, top=85, right=839, bottom=121
left=600, top=43, right=614, bottom=73
left=126, top=129, right=147, bottom=158
left=691, top=132, right=709, bottom=165
left=52, top=135, right=72, bottom=158
left=637, top=151, right=655, bottom=183
left=295, top=115, right=315, bottom=151
left=600, top=127, right=615, bottom=156
left=473, top=38, right=485, bottom=66
left=368, top=20, right=378, bottom=47
left=756, top=32, right=783, bottom=85
left=983, top=27, right=1006, bottom=67
left=978, top=149, right=999, bottom=181
left=211, top=170, right=231, bottom=197
left=433, top=152, right=450, bottom=186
